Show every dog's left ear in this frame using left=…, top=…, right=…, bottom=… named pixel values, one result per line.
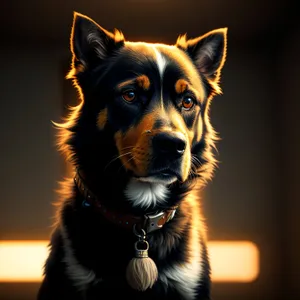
left=176, top=28, right=227, bottom=83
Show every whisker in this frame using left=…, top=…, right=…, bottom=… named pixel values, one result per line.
left=189, top=155, right=202, bottom=179
left=192, top=155, right=202, bottom=166
left=104, top=152, right=132, bottom=171
left=120, top=146, right=135, bottom=151
left=118, top=155, right=136, bottom=173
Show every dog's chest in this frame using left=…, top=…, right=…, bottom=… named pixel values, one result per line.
left=159, top=259, right=202, bottom=300
left=158, top=218, right=203, bottom=300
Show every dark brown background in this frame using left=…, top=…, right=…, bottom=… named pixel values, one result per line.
left=0, top=0, right=299, bottom=299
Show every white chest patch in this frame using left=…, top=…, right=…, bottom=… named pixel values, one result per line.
left=159, top=223, right=203, bottom=300
left=60, top=224, right=97, bottom=290
left=125, top=178, right=169, bottom=209
left=153, top=47, right=167, bottom=79
left=159, top=261, right=203, bottom=300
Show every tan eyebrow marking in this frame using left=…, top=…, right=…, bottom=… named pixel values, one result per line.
left=97, top=108, right=108, bottom=130
left=136, top=75, right=150, bottom=90
left=117, top=75, right=151, bottom=90
left=117, top=79, right=135, bottom=90
left=175, top=78, right=201, bottom=104
left=175, top=79, right=189, bottom=94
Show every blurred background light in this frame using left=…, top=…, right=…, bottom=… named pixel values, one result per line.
left=0, top=240, right=259, bottom=283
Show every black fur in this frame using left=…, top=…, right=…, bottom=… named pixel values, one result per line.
left=37, top=12, right=227, bottom=300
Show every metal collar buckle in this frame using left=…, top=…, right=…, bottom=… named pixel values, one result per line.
left=144, top=209, right=177, bottom=233
left=144, top=211, right=165, bottom=233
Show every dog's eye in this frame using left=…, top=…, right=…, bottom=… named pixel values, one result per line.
left=122, top=90, right=136, bottom=102
left=182, top=96, right=195, bottom=110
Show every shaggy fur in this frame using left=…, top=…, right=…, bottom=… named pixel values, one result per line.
left=37, top=11, right=227, bottom=300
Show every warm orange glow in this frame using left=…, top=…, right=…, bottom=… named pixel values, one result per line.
left=0, top=241, right=48, bottom=282
left=209, top=241, right=259, bottom=282
left=0, top=240, right=259, bottom=282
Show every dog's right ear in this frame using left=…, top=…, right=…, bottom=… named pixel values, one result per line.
left=69, top=12, right=124, bottom=69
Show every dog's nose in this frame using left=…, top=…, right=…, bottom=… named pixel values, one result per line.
left=152, top=132, right=186, bottom=158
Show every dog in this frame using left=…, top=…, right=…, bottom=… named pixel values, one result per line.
left=37, top=11, right=227, bottom=300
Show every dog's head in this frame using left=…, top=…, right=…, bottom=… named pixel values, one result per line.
left=57, top=12, right=227, bottom=210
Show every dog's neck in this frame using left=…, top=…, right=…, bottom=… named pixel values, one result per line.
left=74, top=170, right=177, bottom=234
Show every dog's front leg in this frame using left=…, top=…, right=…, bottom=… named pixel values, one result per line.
left=37, top=274, right=85, bottom=300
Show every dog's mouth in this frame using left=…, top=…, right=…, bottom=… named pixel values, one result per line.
left=134, top=169, right=181, bottom=185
